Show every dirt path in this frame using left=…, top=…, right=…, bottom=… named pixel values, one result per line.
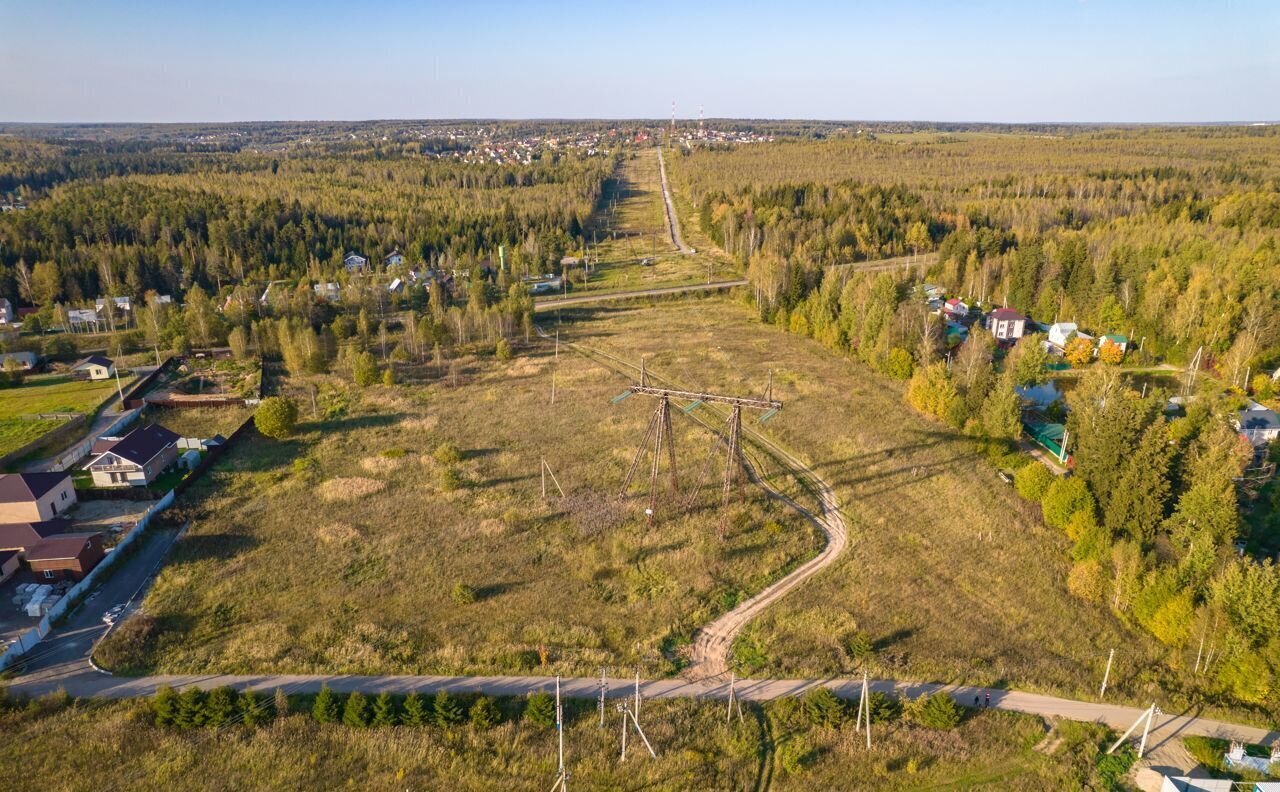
left=657, top=146, right=693, bottom=254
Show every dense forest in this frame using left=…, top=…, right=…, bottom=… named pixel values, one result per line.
left=671, top=128, right=1280, bottom=714
left=0, top=136, right=614, bottom=307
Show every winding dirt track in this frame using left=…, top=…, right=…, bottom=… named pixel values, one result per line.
left=538, top=326, right=849, bottom=680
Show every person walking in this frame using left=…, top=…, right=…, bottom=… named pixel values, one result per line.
left=984, top=693, right=991, bottom=708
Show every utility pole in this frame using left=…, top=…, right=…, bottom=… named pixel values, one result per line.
left=599, top=668, right=608, bottom=728
left=854, top=671, right=871, bottom=749
left=726, top=672, right=743, bottom=724
left=1108, top=704, right=1158, bottom=760
left=1100, top=648, right=1114, bottom=699
left=550, top=676, right=568, bottom=792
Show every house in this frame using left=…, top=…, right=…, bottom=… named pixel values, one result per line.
left=72, top=354, right=115, bottom=381
left=383, top=250, right=404, bottom=268
left=1236, top=401, right=1280, bottom=448
left=0, top=472, right=77, bottom=522
left=527, top=276, right=563, bottom=296
left=0, top=297, right=13, bottom=324
left=922, top=283, right=944, bottom=301
left=24, top=533, right=105, bottom=582
left=85, top=423, right=181, bottom=487
left=313, top=282, right=341, bottom=302
left=1098, top=333, right=1129, bottom=354
left=387, top=278, right=404, bottom=294
left=0, top=549, right=18, bottom=584
left=1047, top=322, right=1079, bottom=349
left=95, top=296, right=132, bottom=326
left=0, top=351, right=37, bottom=370
left=67, top=308, right=104, bottom=333
left=942, top=298, right=969, bottom=319
left=343, top=252, right=368, bottom=273
left=986, top=308, right=1028, bottom=342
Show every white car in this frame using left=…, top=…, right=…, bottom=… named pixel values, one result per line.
left=102, top=605, right=126, bottom=625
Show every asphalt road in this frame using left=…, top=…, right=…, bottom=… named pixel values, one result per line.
left=8, top=523, right=181, bottom=685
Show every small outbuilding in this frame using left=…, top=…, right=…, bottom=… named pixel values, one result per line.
left=24, top=533, right=105, bottom=582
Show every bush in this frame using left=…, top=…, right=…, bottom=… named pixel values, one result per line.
left=433, top=442, right=463, bottom=465
left=439, top=465, right=462, bottom=492
left=254, top=396, right=299, bottom=439
left=174, top=687, right=206, bottom=730
left=884, top=347, right=914, bottom=380
left=239, top=689, right=272, bottom=727
left=802, top=687, right=846, bottom=729
left=450, top=583, right=476, bottom=605
left=842, top=631, right=872, bottom=663
left=469, top=695, right=501, bottom=730
left=1014, top=462, right=1055, bottom=502
left=312, top=684, right=339, bottom=723
left=1218, top=650, right=1273, bottom=705
left=905, top=692, right=960, bottom=729
left=524, top=691, right=555, bottom=727
left=495, top=338, right=512, bottom=361
left=777, top=734, right=816, bottom=776
left=342, top=691, right=370, bottom=727
left=352, top=351, right=380, bottom=387
left=866, top=691, right=900, bottom=724
left=382, top=367, right=396, bottom=386
left=1067, top=559, right=1106, bottom=603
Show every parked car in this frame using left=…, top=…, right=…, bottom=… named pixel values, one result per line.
left=102, top=604, right=125, bottom=625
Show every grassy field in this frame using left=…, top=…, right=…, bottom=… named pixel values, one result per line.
left=569, top=147, right=737, bottom=295
left=551, top=298, right=1185, bottom=707
left=0, top=374, right=123, bottom=416
left=0, top=691, right=1125, bottom=791
left=149, top=405, right=254, bottom=440
left=120, top=337, right=820, bottom=676
left=0, top=374, right=128, bottom=458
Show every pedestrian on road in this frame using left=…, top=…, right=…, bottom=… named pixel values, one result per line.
left=973, top=695, right=980, bottom=708
left=985, top=693, right=991, bottom=707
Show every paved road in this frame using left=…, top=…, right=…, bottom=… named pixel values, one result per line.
left=7, top=670, right=1275, bottom=749
left=532, top=280, right=747, bottom=311
left=656, top=146, right=693, bottom=254
left=7, top=524, right=182, bottom=682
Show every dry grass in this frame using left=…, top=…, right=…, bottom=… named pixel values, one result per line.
left=0, top=693, right=1108, bottom=791
left=555, top=298, right=1174, bottom=706
left=149, top=405, right=254, bottom=440
left=132, top=333, right=820, bottom=677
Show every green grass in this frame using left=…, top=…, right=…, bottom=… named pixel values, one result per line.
left=0, top=691, right=1123, bottom=791
left=124, top=341, right=821, bottom=677
left=0, top=374, right=124, bottom=417
left=0, top=416, right=69, bottom=458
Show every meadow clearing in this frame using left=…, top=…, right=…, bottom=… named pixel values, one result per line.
left=0, top=691, right=1124, bottom=791
left=553, top=298, right=1181, bottom=708
left=119, top=332, right=820, bottom=676
left=0, top=374, right=128, bottom=459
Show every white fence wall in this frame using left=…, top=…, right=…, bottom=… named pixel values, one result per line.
left=0, top=488, right=176, bottom=672
left=50, top=408, right=142, bottom=472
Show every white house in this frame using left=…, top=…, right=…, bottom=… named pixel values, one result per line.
left=1047, top=322, right=1078, bottom=349
left=383, top=250, right=404, bottom=268
left=943, top=298, right=968, bottom=319
left=85, top=424, right=181, bottom=488
left=313, top=282, right=341, bottom=302
left=67, top=308, right=104, bottom=333
left=0, top=298, right=13, bottom=325
left=1236, top=401, right=1280, bottom=448
left=0, top=351, right=37, bottom=371
left=986, top=308, right=1028, bottom=342
left=343, top=252, right=368, bottom=273
left=72, top=355, right=115, bottom=381
left=95, top=296, right=132, bottom=325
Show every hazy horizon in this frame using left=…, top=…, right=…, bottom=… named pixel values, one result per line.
left=2, top=0, right=1278, bottom=124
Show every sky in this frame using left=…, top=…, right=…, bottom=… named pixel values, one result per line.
left=1, top=0, right=1277, bottom=123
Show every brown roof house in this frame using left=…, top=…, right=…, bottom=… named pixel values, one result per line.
left=85, top=424, right=181, bottom=488
left=25, top=533, right=105, bottom=582
left=0, top=472, right=77, bottom=522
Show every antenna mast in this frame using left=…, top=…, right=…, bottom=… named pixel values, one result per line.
left=550, top=676, right=568, bottom=792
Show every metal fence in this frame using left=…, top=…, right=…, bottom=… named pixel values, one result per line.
left=0, top=489, right=175, bottom=672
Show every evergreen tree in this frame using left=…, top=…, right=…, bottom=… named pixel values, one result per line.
left=174, top=687, right=206, bottom=730
left=239, top=689, right=272, bottom=728
left=352, top=351, right=380, bottom=387
left=312, top=684, right=339, bottom=723
left=401, top=692, right=428, bottom=727
left=524, top=691, right=555, bottom=728
left=342, top=691, right=370, bottom=728
left=273, top=688, right=290, bottom=719
left=469, top=695, right=501, bottom=731
left=1104, top=418, right=1173, bottom=546
left=371, top=693, right=398, bottom=727
left=204, top=686, right=236, bottom=727
left=432, top=690, right=464, bottom=728
left=152, top=685, right=179, bottom=727
left=802, top=687, right=846, bottom=729
left=980, top=373, right=1022, bottom=440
